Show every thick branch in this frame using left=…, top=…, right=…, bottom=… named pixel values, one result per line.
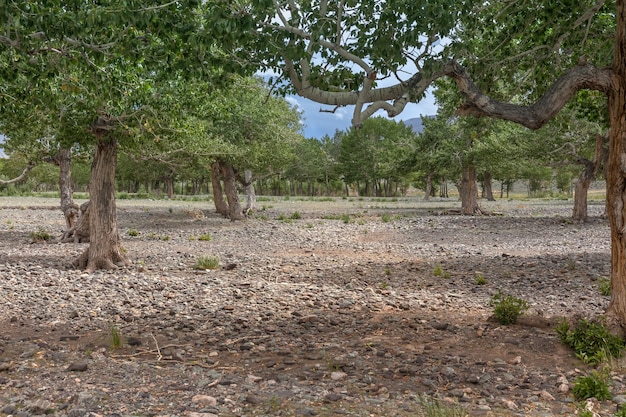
left=445, top=61, right=613, bottom=130
left=0, top=163, right=35, bottom=186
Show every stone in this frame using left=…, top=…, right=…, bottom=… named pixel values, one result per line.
left=66, top=361, right=88, bottom=372
left=330, top=371, right=347, bottom=381
left=191, top=395, right=218, bottom=407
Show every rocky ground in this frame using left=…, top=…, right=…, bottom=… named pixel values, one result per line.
left=0, top=196, right=622, bottom=416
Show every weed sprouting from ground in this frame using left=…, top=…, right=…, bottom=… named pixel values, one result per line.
left=194, top=255, right=220, bottom=270
left=490, top=291, right=528, bottom=325
left=556, top=318, right=624, bottom=365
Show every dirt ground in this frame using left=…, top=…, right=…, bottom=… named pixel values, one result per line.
left=0, top=196, right=620, bottom=417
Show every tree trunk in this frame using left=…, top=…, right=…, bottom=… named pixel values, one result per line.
left=165, top=172, right=174, bottom=199
left=243, top=169, right=257, bottom=213
left=572, top=169, right=593, bottom=222
left=605, top=0, right=626, bottom=328
left=54, top=148, right=80, bottom=231
left=424, top=172, right=433, bottom=201
left=460, top=164, right=482, bottom=215
left=482, top=171, right=496, bottom=201
left=73, top=132, right=129, bottom=272
left=219, top=160, right=244, bottom=221
left=210, top=161, right=229, bottom=216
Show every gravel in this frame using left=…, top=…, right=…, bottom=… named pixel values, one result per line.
left=0, top=196, right=617, bottom=416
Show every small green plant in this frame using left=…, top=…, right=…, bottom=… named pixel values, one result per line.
left=29, top=228, right=51, bottom=242
left=384, top=267, right=391, bottom=276
left=305, top=222, right=314, bottom=228
left=556, top=318, right=625, bottom=365
left=418, top=394, right=468, bottom=417
left=168, top=207, right=173, bottom=213
left=341, top=213, right=352, bottom=224
left=616, top=407, right=626, bottom=417
left=433, top=264, right=451, bottom=279
left=289, top=211, right=302, bottom=220
left=474, top=273, right=487, bottom=285
left=381, top=213, right=391, bottom=223
left=380, top=281, right=389, bottom=289
left=490, top=290, right=528, bottom=325
left=127, top=229, right=139, bottom=237
left=194, top=255, right=220, bottom=270
left=598, top=277, right=611, bottom=296
left=162, top=235, right=170, bottom=241
left=6, top=220, right=14, bottom=229
left=572, top=369, right=612, bottom=400
left=198, top=232, right=212, bottom=241
left=110, top=325, right=121, bottom=349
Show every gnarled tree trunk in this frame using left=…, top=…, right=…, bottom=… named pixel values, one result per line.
left=243, top=169, right=257, bottom=213
left=482, top=171, right=496, bottom=201
left=210, top=160, right=229, bottom=216
left=53, top=148, right=80, bottom=232
left=605, top=1, right=626, bottom=328
left=73, top=131, right=129, bottom=272
left=219, top=159, right=244, bottom=221
left=459, top=164, right=482, bottom=215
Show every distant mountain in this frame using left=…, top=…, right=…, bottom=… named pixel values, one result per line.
left=402, top=116, right=435, bottom=134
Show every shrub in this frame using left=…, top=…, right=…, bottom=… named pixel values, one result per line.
left=474, top=273, right=487, bottom=285
left=556, top=318, right=625, bottom=365
left=572, top=370, right=612, bottom=401
left=198, top=232, right=212, bottom=241
left=381, top=213, right=391, bottom=223
left=29, top=228, right=51, bottom=242
left=433, top=263, right=450, bottom=279
left=598, top=278, right=611, bottom=296
left=490, top=291, right=528, bottom=325
left=290, top=211, right=302, bottom=220
left=194, top=256, right=220, bottom=270
left=127, top=229, right=139, bottom=237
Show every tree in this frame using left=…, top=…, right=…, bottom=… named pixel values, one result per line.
left=225, top=1, right=626, bottom=328
left=0, top=1, right=248, bottom=271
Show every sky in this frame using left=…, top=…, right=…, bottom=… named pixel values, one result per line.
left=288, top=89, right=438, bottom=139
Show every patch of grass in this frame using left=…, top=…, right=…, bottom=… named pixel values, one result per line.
left=29, top=228, right=51, bottom=242
left=110, top=325, right=121, bottom=349
left=418, top=395, right=468, bottom=417
left=572, top=369, right=612, bottom=401
left=381, top=213, right=392, bottom=223
left=490, top=290, right=528, bottom=325
left=474, top=273, right=488, bottom=285
left=289, top=211, right=302, bottom=220
left=556, top=318, right=625, bottom=365
left=433, top=263, right=451, bottom=279
left=126, top=229, right=139, bottom=237
left=598, top=277, right=611, bottom=296
left=197, top=232, right=212, bottom=241
left=194, top=255, right=220, bottom=270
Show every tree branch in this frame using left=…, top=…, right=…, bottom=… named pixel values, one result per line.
left=445, top=61, right=613, bottom=130
left=0, top=162, right=35, bottom=186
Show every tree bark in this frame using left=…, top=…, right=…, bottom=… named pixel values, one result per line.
left=243, top=169, right=257, bottom=213
left=482, top=171, right=496, bottom=201
left=210, top=161, right=229, bottom=217
left=73, top=131, right=129, bottom=272
left=423, top=172, right=433, bottom=201
left=460, top=164, right=481, bottom=215
left=219, top=160, right=244, bottom=221
left=53, top=148, right=80, bottom=231
left=605, top=0, right=626, bottom=329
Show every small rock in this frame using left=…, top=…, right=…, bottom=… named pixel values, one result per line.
left=66, top=361, right=88, bottom=372
left=539, top=390, right=555, bottom=401
left=613, top=394, right=626, bottom=405
left=191, top=395, right=218, bottom=407
left=330, top=371, right=347, bottom=381
left=246, top=374, right=263, bottom=384
left=324, top=393, right=342, bottom=402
